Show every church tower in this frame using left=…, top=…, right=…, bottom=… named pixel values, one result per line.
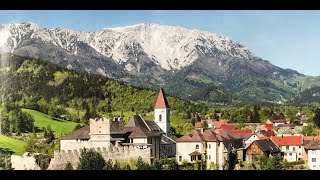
left=154, top=88, right=170, bottom=136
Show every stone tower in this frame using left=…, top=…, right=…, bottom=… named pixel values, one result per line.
left=89, top=117, right=110, bottom=147
left=154, top=88, right=170, bottom=136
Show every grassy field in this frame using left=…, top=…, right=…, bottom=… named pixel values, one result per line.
left=0, top=134, right=26, bottom=155
left=22, top=109, right=79, bottom=136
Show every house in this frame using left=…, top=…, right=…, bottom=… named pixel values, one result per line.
left=245, top=139, right=281, bottom=161
left=175, top=129, right=205, bottom=165
left=212, top=119, right=228, bottom=129
left=272, top=119, right=286, bottom=127
left=176, top=128, right=245, bottom=170
left=271, top=136, right=304, bottom=162
left=303, top=136, right=320, bottom=163
left=304, top=139, right=320, bottom=170
left=243, top=133, right=268, bottom=149
left=59, top=88, right=176, bottom=162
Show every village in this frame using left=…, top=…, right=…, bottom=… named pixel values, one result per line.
left=8, top=88, right=320, bottom=170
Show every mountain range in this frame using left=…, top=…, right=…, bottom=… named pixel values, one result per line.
left=1, top=22, right=319, bottom=103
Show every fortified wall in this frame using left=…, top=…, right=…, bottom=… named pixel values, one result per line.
left=48, top=146, right=151, bottom=170
left=11, top=153, right=50, bottom=170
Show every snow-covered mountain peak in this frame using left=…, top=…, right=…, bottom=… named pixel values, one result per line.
left=1, top=22, right=257, bottom=70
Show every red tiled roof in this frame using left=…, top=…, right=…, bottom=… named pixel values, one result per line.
left=263, top=124, right=273, bottom=131
left=220, top=123, right=272, bottom=131
left=212, top=120, right=228, bottom=127
left=271, top=136, right=303, bottom=146
left=176, top=130, right=205, bottom=142
left=195, top=122, right=203, bottom=128
left=203, top=130, right=223, bottom=142
left=154, top=88, right=170, bottom=109
left=232, top=129, right=253, bottom=134
left=220, top=124, right=237, bottom=130
left=260, top=130, right=274, bottom=137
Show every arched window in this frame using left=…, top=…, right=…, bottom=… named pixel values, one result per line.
left=159, top=114, right=162, bottom=122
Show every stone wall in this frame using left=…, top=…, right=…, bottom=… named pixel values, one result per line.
left=48, top=146, right=151, bottom=170
left=11, top=153, right=45, bottom=170
left=60, top=139, right=110, bottom=152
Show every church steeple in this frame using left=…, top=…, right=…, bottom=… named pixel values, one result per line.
left=154, top=88, right=170, bottom=136
left=154, top=88, right=170, bottom=109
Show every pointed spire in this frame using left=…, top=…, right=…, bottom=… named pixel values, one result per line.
left=154, top=88, right=170, bottom=109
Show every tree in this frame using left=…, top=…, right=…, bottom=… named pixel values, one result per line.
left=235, top=123, right=246, bottom=130
left=113, top=161, right=121, bottom=170
left=225, top=149, right=238, bottom=170
left=46, top=125, right=55, bottom=143
left=136, top=156, right=150, bottom=170
left=65, top=162, right=73, bottom=170
left=193, top=160, right=201, bottom=170
left=258, top=154, right=273, bottom=170
left=43, top=127, right=47, bottom=137
left=251, top=105, right=260, bottom=123
left=103, top=159, right=113, bottom=170
left=302, top=124, right=317, bottom=136
left=259, top=155, right=284, bottom=170
left=272, top=156, right=284, bottom=170
left=313, top=108, right=320, bottom=128
left=151, top=159, right=162, bottom=170
left=77, top=148, right=106, bottom=170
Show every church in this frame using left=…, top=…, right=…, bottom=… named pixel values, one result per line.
left=59, top=88, right=176, bottom=162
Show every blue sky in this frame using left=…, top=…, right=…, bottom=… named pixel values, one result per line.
left=0, top=10, right=319, bottom=76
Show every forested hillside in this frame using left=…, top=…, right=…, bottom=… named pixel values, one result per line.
left=0, top=53, right=206, bottom=133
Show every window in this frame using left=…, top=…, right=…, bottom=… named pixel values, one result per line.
left=293, top=147, right=295, bottom=151
left=289, top=153, right=292, bottom=156
left=150, top=138, right=153, bottom=144
left=299, top=146, right=301, bottom=149
left=196, top=145, right=199, bottom=150
left=179, top=156, right=182, bottom=162
left=312, top=158, right=316, bottom=162
left=191, top=156, right=196, bottom=161
left=286, top=146, right=289, bottom=151
left=209, top=144, right=211, bottom=149
left=159, top=114, right=162, bottom=122
left=299, top=153, right=301, bottom=156
left=209, top=155, right=211, bottom=160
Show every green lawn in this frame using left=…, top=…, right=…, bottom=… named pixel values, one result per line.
left=0, top=134, right=26, bottom=155
left=22, top=109, right=79, bottom=136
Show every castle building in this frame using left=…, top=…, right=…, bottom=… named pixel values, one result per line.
left=58, top=88, right=175, bottom=163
